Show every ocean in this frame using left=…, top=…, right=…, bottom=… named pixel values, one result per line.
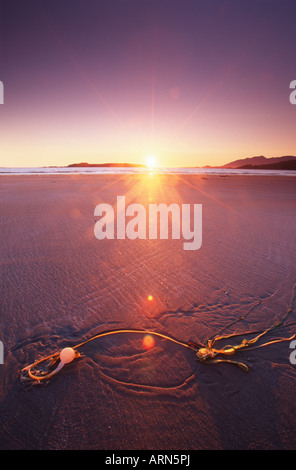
left=1, top=167, right=296, bottom=176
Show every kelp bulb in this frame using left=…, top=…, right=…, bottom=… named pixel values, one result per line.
left=59, top=347, right=76, bottom=364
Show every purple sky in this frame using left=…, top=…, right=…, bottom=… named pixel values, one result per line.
left=1, top=0, right=296, bottom=167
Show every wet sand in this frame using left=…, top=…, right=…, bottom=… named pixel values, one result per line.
left=0, top=173, right=296, bottom=450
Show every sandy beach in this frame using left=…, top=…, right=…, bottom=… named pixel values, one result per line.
left=1, top=173, right=296, bottom=450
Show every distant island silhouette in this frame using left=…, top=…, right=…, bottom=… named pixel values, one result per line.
left=66, top=155, right=296, bottom=171
left=67, top=162, right=147, bottom=168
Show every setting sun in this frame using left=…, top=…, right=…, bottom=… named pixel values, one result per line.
left=146, top=155, right=157, bottom=169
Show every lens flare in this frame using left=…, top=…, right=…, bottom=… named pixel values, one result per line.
left=142, top=334, right=155, bottom=350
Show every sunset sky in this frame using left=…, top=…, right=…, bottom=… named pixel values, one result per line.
left=0, top=0, right=296, bottom=168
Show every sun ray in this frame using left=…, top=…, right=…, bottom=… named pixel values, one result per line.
left=48, top=25, right=132, bottom=138
left=177, top=61, right=238, bottom=131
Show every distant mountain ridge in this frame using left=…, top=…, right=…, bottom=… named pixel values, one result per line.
left=223, top=155, right=296, bottom=169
